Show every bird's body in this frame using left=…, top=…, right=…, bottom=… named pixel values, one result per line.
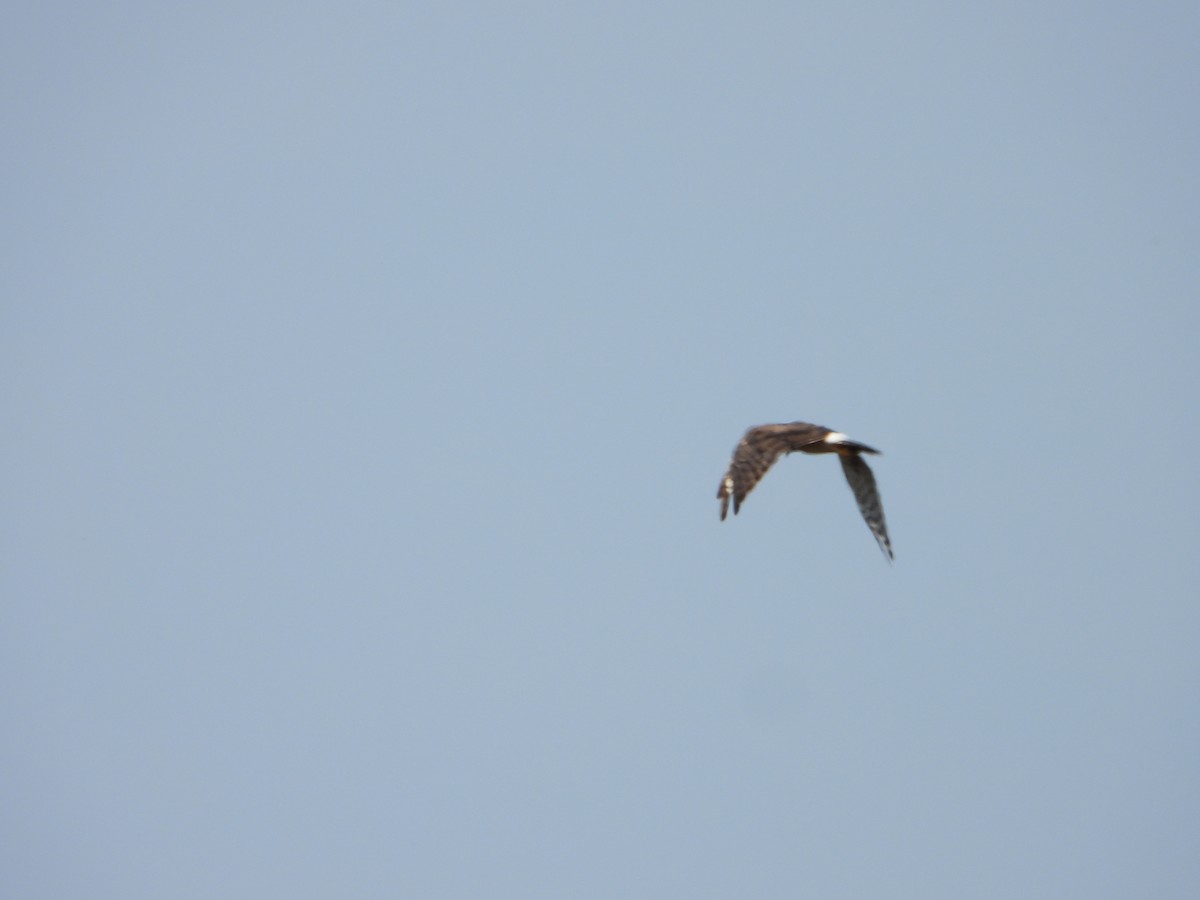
left=717, top=422, right=893, bottom=560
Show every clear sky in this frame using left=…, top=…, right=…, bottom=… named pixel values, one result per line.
left=4, top=3, right=1198, bottom=898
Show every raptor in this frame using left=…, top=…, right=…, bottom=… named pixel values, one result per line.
left=717, top=422, right=893, bottom=560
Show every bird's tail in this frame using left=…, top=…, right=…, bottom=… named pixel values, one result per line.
left=832, top=438, right=880, bottom=455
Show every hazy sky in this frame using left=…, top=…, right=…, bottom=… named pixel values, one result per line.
left=4, top=3, right=1198, bottom=898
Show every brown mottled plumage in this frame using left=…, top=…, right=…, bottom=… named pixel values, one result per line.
left=717, top=422, right=893, bottom=561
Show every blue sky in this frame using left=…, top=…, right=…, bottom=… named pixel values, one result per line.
left=4, top=3, right=1199, bottom=898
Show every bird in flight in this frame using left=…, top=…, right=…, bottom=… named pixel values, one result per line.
left=717, top=422, right=893, bottom=560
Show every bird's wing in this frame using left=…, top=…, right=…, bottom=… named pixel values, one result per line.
left=717, top=423, right=828, bottom=519
left=838, top=454, right=893, bottom=560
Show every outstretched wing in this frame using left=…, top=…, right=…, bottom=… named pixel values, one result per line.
left=838, top=454, right=893, bottom=560
left=717, top=423, right=828, bottom=520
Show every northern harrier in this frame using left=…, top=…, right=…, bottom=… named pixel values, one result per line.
left=717, top=422, right=893, bottom=560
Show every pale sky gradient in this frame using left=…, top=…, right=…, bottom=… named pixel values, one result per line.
left=4, top=4, right=1199, bottom=898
